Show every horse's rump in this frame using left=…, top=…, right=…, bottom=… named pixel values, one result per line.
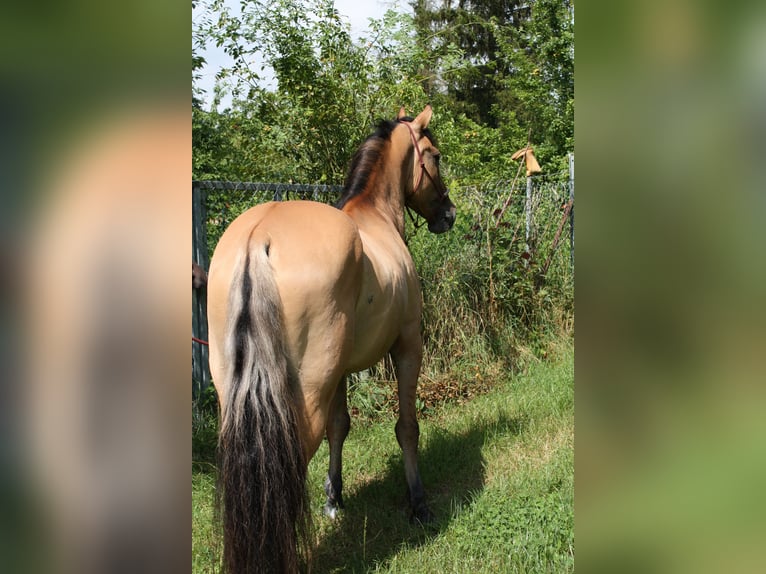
left=212, top=202, right=363, bottom=421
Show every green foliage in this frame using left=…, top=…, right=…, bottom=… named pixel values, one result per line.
left=406, top=180, right=573, bottom=380
left=492, top=0, right=575, bottom=159
left=193, top=0, right=573, bottom=183
left=193, top=0, right=441, bottom=183
left=411, top=0, right=574, bottom=156
left=412, top=0, right=528, bottom=126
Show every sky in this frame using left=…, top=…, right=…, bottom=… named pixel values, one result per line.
left=193, top=0, right=406, bottom=109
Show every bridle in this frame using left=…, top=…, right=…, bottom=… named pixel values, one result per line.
left=400, top=121, right=449, bottom=200
left=399, top=120, right=450, bottom=233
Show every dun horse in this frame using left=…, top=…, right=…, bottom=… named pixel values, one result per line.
left=207, top=105, right=456, bottom=573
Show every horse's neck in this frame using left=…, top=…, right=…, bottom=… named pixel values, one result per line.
left=342, top=180, right=408, bottom=241
left=342, top=132, right=413, bottom=239
left=363, top=148, right=413, bottom=238
left=369, top=179, right=407, bottom=239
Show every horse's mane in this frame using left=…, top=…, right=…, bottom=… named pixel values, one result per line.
left=335, top=117, right=435, bottom=209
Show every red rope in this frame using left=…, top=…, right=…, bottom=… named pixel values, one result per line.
left=192, top=336, right=209, bottom=346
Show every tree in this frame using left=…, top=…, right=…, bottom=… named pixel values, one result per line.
left=193, top=0, right=434, bottom=183
left=494, top=0, right=574, bottom=160
left=192, top=0, right=573, bottom=183
left=411, top=0, right=573, bottom=164
left=412, top=0, right=533, bottom=126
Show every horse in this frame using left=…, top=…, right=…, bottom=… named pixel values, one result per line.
left=206, top=105, right=456, bottom=573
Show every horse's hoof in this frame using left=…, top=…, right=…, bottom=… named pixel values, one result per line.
left=322, top=502, right=342, bottom=520
left=411, top=504, right=436, bottom=526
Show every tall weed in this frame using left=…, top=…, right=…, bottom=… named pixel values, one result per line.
left=408, top=183, right=573, bottom=381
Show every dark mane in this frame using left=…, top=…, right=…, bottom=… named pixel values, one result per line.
left=335, top=117, right=436, bottom=209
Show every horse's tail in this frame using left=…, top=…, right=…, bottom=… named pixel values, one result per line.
left=217, top=241, right=308, bottom=574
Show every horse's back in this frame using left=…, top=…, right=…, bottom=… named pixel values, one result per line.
left=209, top=199, right=362, bottom=345
left=211, top=199, right=361, bottom=289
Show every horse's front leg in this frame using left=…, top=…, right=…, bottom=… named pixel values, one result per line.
left=323, top=377, right=350, bottom=519
left=390, top=331, right=435, bottom=524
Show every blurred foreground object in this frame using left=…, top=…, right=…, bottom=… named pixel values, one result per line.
left=577, top=1, right=766, bottom=573
left=24, top=104, right=189, bottom=574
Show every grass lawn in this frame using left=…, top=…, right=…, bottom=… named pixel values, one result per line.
left=192, top=341, right=573, bottom=573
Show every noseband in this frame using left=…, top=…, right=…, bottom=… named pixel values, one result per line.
left=400, top=121, right=449, bottom=199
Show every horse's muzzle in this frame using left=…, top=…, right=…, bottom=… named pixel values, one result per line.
left=428, top=208, right=456, bottom=234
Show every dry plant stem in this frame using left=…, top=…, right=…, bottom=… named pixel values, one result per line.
left=495, top=128, right=532, bottom=228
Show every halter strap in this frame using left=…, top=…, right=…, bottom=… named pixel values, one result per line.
left=400, top=121, right=448, bottom=199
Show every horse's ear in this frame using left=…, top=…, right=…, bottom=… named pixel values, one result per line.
left=413, top=105, right=432, bottom=130
left=397, top=106, right=407, bottom=119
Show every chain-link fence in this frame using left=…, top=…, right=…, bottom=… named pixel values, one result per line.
left=459, top=161, right=574, bottom=279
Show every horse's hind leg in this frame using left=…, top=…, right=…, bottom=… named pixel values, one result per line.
left=323, top=377, right=350, bottom=519
left=391, top=332, right=435, bottom=524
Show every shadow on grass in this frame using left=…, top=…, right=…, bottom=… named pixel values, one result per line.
left=193, top=383, right=221, bottom=474
left=311, top=413, right=527, bottom=572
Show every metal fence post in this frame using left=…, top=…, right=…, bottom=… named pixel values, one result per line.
left=525, top=175, right=533, bottom=257
left=192, top=182, right=211, bottom=397
left=568, top=153, right=575, bottom=270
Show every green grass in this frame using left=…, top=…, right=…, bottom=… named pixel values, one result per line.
left=192, top=341, right=573, bottom=573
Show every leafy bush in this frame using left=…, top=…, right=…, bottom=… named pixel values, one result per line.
left=408, top=180, right=573, bottom=381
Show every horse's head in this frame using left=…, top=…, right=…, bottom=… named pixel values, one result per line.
left=399, top=106, right=456, bottom=234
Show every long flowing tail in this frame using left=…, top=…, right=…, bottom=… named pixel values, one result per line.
left=216, top=243, right=308, bottom=573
